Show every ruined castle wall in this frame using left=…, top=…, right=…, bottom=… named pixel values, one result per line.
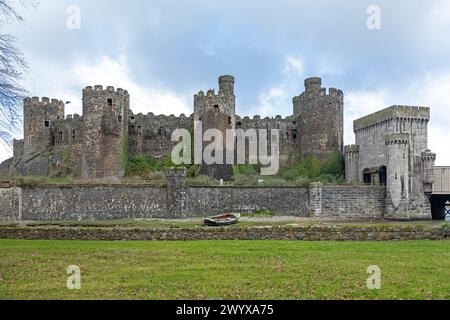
left=128, top=113, right=194, bottom=158
left=236, top=116, right=298, bottom=165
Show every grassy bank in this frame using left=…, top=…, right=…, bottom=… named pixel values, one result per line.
left=0, top=240, right=448, bottom=300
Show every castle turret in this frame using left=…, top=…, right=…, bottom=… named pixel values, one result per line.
left=422, top=149, right=436, bottom=195
left=304, top=77, right=322, bottom=92
left=23, top=97, right=65, bottom=156
left=344, top=145, right=360, bottom=184
left=385, top=133, right=411, bottom=218
left=293, top=77, right=344, bottom=159
left=219, top=75, right=235, bottom=95
left=81, top=85, right=129, bottom=180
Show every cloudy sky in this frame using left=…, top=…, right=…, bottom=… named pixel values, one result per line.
left=1, top=0, right=450, bottom=164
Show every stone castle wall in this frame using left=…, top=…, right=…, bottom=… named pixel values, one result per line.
left=0, top=184, right=386, bottom=221
left=0, top=76, right=345, bottom=181
left=1, top=225, right=447, bottom=241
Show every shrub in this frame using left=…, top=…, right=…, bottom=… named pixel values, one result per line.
left=125, top=155, right=162, bottom=177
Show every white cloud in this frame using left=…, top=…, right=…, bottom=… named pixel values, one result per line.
left=344, top=90, right=390, bottom=145
left=0, top=56, right=191, bottom=162
left=249, top=55, right=304, bottom=117
left=72, top=56, right=191, bottom=116
left=344, top=72, right=450, bottom=165
left=421, top=0, right=450, bottom=50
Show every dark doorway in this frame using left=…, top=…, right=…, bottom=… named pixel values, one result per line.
left=379, top=166, right=387, bottom=186
left=430, top=194, right=450, bottom=220
left=363, top=169, right=372, bottom=185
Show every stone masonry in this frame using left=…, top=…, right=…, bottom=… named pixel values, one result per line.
left=0, top=76, right=344, bottom=181
left=345, top=106, right=437, bottom=220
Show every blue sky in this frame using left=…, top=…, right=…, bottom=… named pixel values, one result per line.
left=1, top=0, right=450, bottom=164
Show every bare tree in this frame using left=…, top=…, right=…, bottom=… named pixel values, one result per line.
left=0, top=0, right=35, bottom=147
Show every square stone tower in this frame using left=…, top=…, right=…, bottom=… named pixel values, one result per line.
left=345, top=105, right=436, bottom=219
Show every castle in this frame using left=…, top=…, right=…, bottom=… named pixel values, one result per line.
left=0, top=75, right=448, bottom=221
left=0, top=75, right=344, bottom=180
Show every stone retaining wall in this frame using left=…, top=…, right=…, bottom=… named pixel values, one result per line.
left=0, top=225, right=447, bottom=241
left=0, top=184, right=387, bottom=221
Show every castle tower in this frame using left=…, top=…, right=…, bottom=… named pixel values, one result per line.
left=194, top=76, right=236, bottom=181
left=81, top=85, right=129, bottom=180
left=385, top=133, right=411, bottom=219
left=422, top=149, right=436, bottom=195
left=23, top=97, right=65, bottom=157
left=293, top=77, right=344, bottom=159
left=344, top=145, right=360, bottom=184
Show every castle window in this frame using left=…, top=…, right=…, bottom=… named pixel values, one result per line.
left=118, top=115, right=122, bottom=123
left=107, top=98, right=113, bottom=106
left=237, top=121, right=242, bottom=128
left=214, top=105, right=219, bottom=113
left=228, top=117, right=232, bottom=125
left=293, top=129, right=298, bottom=140
left=72, top=129, right=76, bottom=140
left=59, top=131, right=63, bottom=143
left=44, top=121, right=49, bottom=128
left=160, top=142, right=164, bottom=148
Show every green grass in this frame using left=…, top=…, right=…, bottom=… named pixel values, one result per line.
left=0, top=240, right=448, bottom=300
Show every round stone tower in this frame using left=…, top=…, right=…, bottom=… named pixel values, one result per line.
left=81, top=85, right=129, bottom=180
left=23, top=97, right=65, bottom=156
left=293, top=77, right=344, bottom=159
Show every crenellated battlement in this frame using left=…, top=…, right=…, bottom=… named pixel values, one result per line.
left=24, top=97, right=65, bottom=108
left=83, top=85, right=129, bottom=97
left=344, top=145, right=360, bottom=154
left=385, top=133, right=410, bottom=145
left=354, top=105, right=430, bottom=132
left=421, top=149, right=436, bottom=161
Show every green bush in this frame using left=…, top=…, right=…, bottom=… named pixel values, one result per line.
left=277, top=151, right=345, bottom=184
left=254, top=209, right=274, bottom=217
left=233, top=164, right=261, bottom=176
left=125, top=155, right=162, bottom=177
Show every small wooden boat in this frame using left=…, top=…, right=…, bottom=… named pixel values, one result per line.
left=204, top=213, right=241, bottom=227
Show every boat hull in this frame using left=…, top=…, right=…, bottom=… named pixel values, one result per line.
left=204, top=213, right=241, bottom=227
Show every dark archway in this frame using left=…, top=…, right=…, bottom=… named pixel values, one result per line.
left=379, top=166, right=387, bottom=186
left=430, top=194, right=450, bottom=220
left=363, top=169, right=372, bottom=185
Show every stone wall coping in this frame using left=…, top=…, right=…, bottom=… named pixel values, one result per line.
left=0, top=184, right=388, bottom=190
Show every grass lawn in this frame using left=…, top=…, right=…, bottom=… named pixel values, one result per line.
left=0, top=240, right=449, bottom=300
